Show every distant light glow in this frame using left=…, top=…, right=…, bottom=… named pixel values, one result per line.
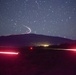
left=43, top=44, right=49, bottom=47
left=0, top=52, right=19, bottom=55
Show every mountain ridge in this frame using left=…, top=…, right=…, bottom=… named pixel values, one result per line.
left=0, top=34, right=75, bottom=47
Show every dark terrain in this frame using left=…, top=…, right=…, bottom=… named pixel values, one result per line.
left=0, top=47, right=76, bottom=75
left=0, top=34, right=76, bottom=75
left=0, top=34, right=75, bottom=47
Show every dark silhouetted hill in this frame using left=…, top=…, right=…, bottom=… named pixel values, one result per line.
left=0, top=34, right=75, bottom=47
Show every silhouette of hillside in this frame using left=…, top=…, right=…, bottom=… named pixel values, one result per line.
left=0, top=34, right=75, bottom=47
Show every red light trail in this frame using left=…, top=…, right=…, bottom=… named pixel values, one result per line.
left=0, top=52, right=19, bottom=55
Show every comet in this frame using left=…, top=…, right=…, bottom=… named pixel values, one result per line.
left=24, top=26, right=31, bottom=34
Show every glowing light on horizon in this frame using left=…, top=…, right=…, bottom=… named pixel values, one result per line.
left=42, top=44, right=50, bottom=47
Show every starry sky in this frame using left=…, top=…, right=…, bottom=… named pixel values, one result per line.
left=0, top=0, right=76, bottom=40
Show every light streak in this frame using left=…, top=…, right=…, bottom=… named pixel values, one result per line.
left=62, top=49, right=76, bottom=51
left=25, top=26, right=31, bottom=34
left=0, top=52, right=19, bottom=55
left=45, top=48, right=76, bottom=51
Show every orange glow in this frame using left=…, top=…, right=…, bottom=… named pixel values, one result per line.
left=0, top=52, right=19, bottom=55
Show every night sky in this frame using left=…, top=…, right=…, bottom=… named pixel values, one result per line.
left=0, top=0, right=76, bottom=39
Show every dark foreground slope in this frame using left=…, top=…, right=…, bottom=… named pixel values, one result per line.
left=0, top=48, right=76, bottom=75
left=0, top=34, right=75, bottom=47
left=0, top=34, right=76, bottom=75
